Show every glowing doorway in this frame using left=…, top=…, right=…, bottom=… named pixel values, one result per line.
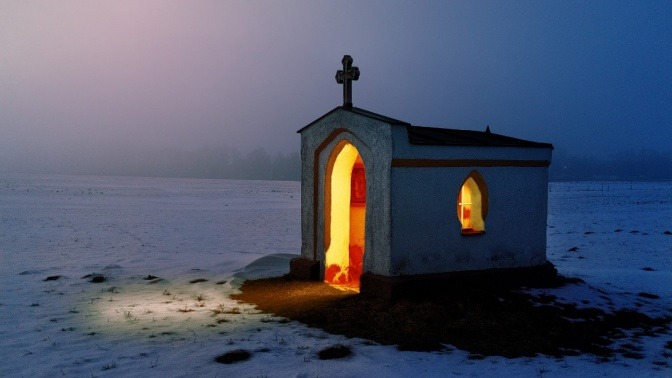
left=324, top=142, right=366, bottom=290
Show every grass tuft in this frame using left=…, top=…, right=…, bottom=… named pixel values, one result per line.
left=194, top=293, right=206, bottom=301
left=101, top=361, right=116, bottom=371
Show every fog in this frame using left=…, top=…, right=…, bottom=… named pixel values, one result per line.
left=1, top=1, right=670, bottom=179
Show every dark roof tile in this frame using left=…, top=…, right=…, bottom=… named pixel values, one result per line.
left=299, top=106, right=553, bottom=149
left=407, top=125, right=553, bottom=148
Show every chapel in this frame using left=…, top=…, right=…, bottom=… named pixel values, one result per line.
left=290, top=56, right=556, bottom=297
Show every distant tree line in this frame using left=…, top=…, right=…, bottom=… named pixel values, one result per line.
left=5, top=141, right=672, bottom=182
left=140, top=145, right=301, bottom=181
left=146, top=146, right=671, bottom=182
left=6, top=143, right=301, bottom=181
left=549, top=149, right=672, bottom=181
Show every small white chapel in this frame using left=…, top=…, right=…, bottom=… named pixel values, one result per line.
left=290, top=56, right=556, bottom=297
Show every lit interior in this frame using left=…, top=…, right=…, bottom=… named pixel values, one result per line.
left=458, top=177, right=485, bottom=234
left=325, top=143, right=365, bottom=290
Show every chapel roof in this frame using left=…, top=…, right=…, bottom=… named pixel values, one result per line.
left=299, top=106, right=553, bottom=149
left=406, top=125, right=554, bottom=149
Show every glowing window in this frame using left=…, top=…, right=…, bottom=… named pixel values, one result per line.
left=457, top=172, right=487, bottom=235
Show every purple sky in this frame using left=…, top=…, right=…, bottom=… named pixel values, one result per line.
left=1, top=1, right=671, bottom=173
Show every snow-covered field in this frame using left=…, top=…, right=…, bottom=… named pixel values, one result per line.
left=1, top=174, right=670, bottom=377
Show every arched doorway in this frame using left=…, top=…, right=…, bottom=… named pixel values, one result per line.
left=324, top=141, right=366, bottom=290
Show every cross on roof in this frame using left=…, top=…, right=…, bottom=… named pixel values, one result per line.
left=335, top=55, right=360, bottom=108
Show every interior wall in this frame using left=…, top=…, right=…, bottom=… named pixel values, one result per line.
left=349, top=207, right=365, bottom=248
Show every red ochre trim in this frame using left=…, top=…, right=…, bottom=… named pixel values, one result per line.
left=391, top=159, right=550, bottom=168
left=461, top=229, right=486, bottom=236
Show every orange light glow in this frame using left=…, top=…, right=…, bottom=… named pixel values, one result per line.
left=325, top=143, right=365, bottom=289
left=458, top=177, right=485, bottom=234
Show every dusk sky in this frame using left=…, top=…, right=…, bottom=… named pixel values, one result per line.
left=1, top=1, right=671, bottom=173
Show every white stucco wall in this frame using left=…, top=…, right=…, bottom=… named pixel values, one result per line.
left=301, top=109, right=552, bottom=278
left=299, top=109, right=395, bottom=276
left=388, top=143, right=551, bottom=275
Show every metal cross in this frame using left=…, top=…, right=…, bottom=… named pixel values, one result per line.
left=335, top=55, right=360, bottom=108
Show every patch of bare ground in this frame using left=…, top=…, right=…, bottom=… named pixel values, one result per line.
left=318, top=344, right=352, bottom=360
left=214, top=349, right=251, bottom=364
left=231, top=276, right=671, bottom=358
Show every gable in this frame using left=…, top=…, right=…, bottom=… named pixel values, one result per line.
left=298, top=106, right=409, bottom=134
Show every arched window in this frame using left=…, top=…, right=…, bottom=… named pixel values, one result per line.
left=457, top=171, right=487, bottom=235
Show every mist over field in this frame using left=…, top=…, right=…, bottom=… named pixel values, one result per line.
left=0, top=142, right=300, bottom=180
left=1, top=1, right=670, bottom=180
left=2, top=139, right=671, bottom=182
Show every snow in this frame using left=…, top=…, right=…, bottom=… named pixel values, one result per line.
left=1, top=174, right=670, bottom=377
